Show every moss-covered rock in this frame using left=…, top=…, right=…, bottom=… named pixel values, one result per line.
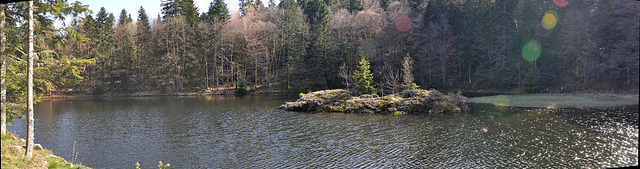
left=278, top=89, right=468, bottom=114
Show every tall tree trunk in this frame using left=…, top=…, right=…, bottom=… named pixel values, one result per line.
left=26, top=0, right=35, bottom=158
left=1, top=4, right=7, bottom=136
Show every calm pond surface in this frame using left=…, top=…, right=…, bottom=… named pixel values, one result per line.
left=8, top=95, right=638, bottom=168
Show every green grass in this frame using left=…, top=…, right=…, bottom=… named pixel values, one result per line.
left=47, top=156, right=76, bottom=169
left=469, top=93, right=639, bottom=108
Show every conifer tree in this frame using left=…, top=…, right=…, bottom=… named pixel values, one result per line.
left=178, top=0, right=199, bottom=26
left=118, top=9, right=132, bottom=25
left=281, top=0, right=308, bottom=89
left=354, top=57, right=376, bottom=95
left=161, top=0, right=178, bottom=20
left=203, top=0, right=230, bottom=22
left=347, top=0, right=363, bottom=13
left=239, top=0, right=254, bottom=15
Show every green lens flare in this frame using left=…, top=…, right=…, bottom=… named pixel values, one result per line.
left=522, top=40, right=541, bottom=62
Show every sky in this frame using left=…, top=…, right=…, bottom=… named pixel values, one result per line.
left=69, top=0, right=242, bottom=23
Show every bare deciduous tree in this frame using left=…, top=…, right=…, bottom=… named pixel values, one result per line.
left=414, top=14, right=457, bottom=86
left=381, top=66, right=401, bottom=94
left=401, top=55, right=416, bottom=90
left=355, top=9, right=383, bottom=40
left=339, top=63, right=355, bottom=90
left=559, top=7, right=599, bottom=90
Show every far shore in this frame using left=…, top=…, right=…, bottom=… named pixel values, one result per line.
left=43, top=90, right=639, bottom=103
left=41, top=88, right=294, bottom=99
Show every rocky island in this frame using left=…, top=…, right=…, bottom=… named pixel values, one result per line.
left=278, top=89, right=468, bottom=114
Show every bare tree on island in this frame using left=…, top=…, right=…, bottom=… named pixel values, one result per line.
left=26, top=0, right=35, bottom=158
left=382, top=55, right=417, bottom=95
left=382, top=67, right=400, bottom=94
left=339, top=63, right=356, bottom=90
left=401, top=55, right=418, bottom=90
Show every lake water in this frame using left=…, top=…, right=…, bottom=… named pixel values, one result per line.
left=7, top=96, right=638, bottom=168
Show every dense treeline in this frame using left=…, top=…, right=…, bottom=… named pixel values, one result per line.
left=58, top=0, right=640, bottom=94
left=8, top=0, right=640, bottom=96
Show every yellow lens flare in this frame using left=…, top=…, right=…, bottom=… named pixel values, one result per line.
left=493, top=95, right=510, bottom=106
left=541, top=10, right=559, bottom=30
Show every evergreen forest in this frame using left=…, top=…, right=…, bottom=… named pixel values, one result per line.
left=1, top=0, right=638, bottom=98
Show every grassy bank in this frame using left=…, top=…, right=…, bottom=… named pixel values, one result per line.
left=1, top=132, right=87, bottom=169
left=469, top=93, right=639, bottom=108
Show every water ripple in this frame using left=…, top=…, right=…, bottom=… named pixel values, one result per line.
left=6, top=98, right=638, bottom=168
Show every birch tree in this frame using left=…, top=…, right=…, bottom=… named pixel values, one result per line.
left=26, top=0, right=34, bottom=158
left=0, top=3, right=6, bottom=135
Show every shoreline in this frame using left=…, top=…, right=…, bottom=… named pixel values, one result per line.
left=42, top=89, right=295, bottom=99
left=1, top=132, right=89, bottom=169
left=43, top=89, right=639, bottom=99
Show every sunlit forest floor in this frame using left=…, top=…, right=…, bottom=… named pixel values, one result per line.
left=469, top=94, right=639, bottom=108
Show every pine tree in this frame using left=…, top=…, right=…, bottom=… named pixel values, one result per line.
left=239, top=0, right=255, bottom=15
left=136, top=6, right=152, bottom=89
left=347, top=0, right=363, bottom=13
left=204, top=0, right=230, bottom=22
left=161, top=0, right=178, bottom=20
left=178, top=0, right=199, bottom=26
left=118, top=9, right=132, bottom=26
left=354, top=57, right=376, bottom=95
left=281, top=0, right=308, bottom=90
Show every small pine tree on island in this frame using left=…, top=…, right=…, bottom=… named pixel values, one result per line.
left=354, top=57, right=376, bottom=95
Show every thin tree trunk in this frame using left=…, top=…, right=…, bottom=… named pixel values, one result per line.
left=255, top=50, right=257, bottom=89
left=26, top=0, right=35, bottom=158
left=0, top=4, right=6, bottom=136
left=214, top=45, right=218, bottom=91
left=205, top=50, right=208, bottom=89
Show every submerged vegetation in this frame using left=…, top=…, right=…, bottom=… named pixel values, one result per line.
left=279, top=89, right=468, bottom=114
left=470, top=94, right=639, bottom=108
